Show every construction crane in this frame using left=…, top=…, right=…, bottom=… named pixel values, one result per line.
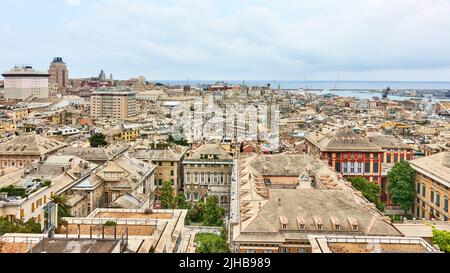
left=382, top=87, right=391, bottom=99
left=333, top=74, right=340, bottom=91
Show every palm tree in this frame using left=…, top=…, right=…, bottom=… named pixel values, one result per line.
left=50, top=195, right=72, bottom=219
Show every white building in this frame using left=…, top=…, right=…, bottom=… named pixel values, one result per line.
left=2, top=66, right=49, bottom=100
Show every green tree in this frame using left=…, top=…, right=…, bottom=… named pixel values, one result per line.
left=195, top=233, right=231, bottom=253
left=50, top=195, right=72, bottom=220
left=348, top=177, right=385, bottom=211
left=167, top=134, right=189, bottom=146
left=104, top=221, right=117, bottom=227
left=0, top=217, right=41, bottom=235
left=176, top=193, right=188, bottom=209
left=89, top=133, right=108, bottom=147
left=387, top=161, right=416, bottom=213
left=432, top=228, right=450, bottom=253
left=160, top=181, right=176, bottom=209
left=187, top=202, right=204, bottom=224
left=0, top=186, right=27, bottom=198
left=203, top=196, right=225, bottom=227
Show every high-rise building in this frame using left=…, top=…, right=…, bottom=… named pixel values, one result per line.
left=2, top=65, right=49, bottom=100
left=90, top=88, right=137, bottom=119
left=48, top=57, right=69, bottom=89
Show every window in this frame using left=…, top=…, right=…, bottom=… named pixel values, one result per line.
left=31, top=202, right=35, bottom=212
left=431, top=190, right=435, bottom=203
left=373, top=163, right=379, bottom=173
left=171, top=162, right=174, bottom=166
left=171, top=170, right=174, bottom=176
left=387, top=154, right=391, bottom=163
left=186, top=192, right=191, bottom=201
left=280, top=248, right=288, bottom=253
left=170, top=179, right=174, bottom=185
left=194, top=192, right=199, bottom=201
left=317, top=224, right=322, bottom=230
left=422, top=184, right=426, bottom=197
left=365, top=162, right=371, bottom=174
left=159, top=179, right=163, bottom=186
left=297, top=248, right=306, bottom=253
left=356, top=162, right=363, bottom=174
left=186, top=174, right=191, bottom=183
left=444, top=197, right=448, bottom=212
left=436, top=194, right=441, bottom=207
left=417, top=183, right=420, bottom=195
left=394, top=155, right=398, bottom=163
left=335, top=162, right=341, bottom=172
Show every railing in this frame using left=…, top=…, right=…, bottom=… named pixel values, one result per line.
left=0, top=234, right=44, bottom=244
left=185, top=226, right=222, bottom=235
left=402, top=219, right=450, bottom=225
left=324, top=235, right=440, bottom=253
left=62, top=217, right=159, bottom=226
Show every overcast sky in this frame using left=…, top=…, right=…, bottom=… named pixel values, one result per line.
left=1, top=0, right=450, bottom=81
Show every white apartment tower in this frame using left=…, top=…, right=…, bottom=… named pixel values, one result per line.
left=2, top=66, right=50, bottom=100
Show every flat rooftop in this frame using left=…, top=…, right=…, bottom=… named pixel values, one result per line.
left=94, top=211, right=173, bottom=220
left=328, top=242, right=427, bottom=253
left=308, top=235, right=439, bottom=253
left=0, top=242, right=34, bottom=253
left=31, top=238, right=119, bottom=253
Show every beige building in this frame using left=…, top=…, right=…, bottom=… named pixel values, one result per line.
left=66, top=153, right=156, bottom=217
left=0, top=133, right=67, bottom=170
left=0, top=155, right=96, bottom=227
left=2, top=66, right=49, bottom=100
left=231, top=154, right=402, bottom=253
left=131, top=144, right=188, bottom=195
left=183, top=144, right=234, bottom=209
left=48, top=57, right=69, bottom=89
left=59, top=208, right=187, bottom=253
left=90, top=88, right=137, bottom=119
left=410, top=152, right=450, bottom=221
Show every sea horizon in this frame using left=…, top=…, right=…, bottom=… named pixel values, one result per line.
left=160, top=80, right=450, bottom=90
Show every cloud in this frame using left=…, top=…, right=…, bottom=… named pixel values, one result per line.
left=66, top=0, right=81, bottom=6
left=2, top=0, right=450, bottom=80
